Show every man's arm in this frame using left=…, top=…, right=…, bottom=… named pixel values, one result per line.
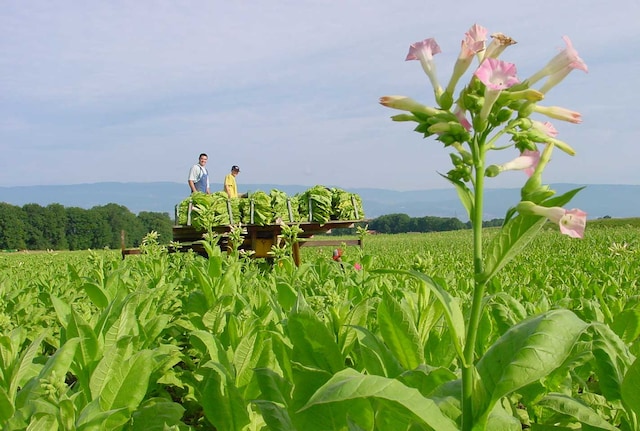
left=188, top=166, right=197, bottom=193
left=224, top=175, right=232, bottom=197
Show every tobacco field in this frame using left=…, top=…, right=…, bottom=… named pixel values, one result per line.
left=1, top=221, right=639, bottom=430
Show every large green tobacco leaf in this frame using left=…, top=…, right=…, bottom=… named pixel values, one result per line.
left=611, top=308, right=640, bottom=344
left=190, top=330, right=233, bottom=371
left=98, top=348, right=154, bottom=412
left=377, top=292, right=423, bottom=370
left=67, top=310, right=102, bottom=370
left=81, top=280, right=110, bottom=310
left=101, top=303, right=138, bottom=351
left=591, top=322, right=635, bottom=402
left=89, top=337, right=132, bottom=400
left=338, top=300, right=369, bottom=357
left=75, top=398, right=129, bottom=431
left=25, top=414, right=58, bottom=430
left=192, top=264, right=217, bottom=308
left=621, top=357, right=640, bottom=419
left=254, top=367, right=293, bottom=406
left=234, top=329, right=265, bottom=389
left=4, top=330, right=45, bottom=401
left=536, top=393, right=617, bottom=430
left=130, top=397, right=186, bottom=431
left=287, top=299, right=344, bottom=374
left=481, top=214, right=546, bottom=285
left=50, top=295, right=72, bottom=331
left=398, top=365, right=457, bottom=398
left=198, top=362, right=250, bottom=431
left=353, top=325, right=404, bottom=378
left=252, top=399, right=295, bottom=431
left=293, top=388, right=374, bottom=430
left=0, top=387, right=13, bottom=424
left=375, top=270, right=466, bottom=365
left=15, top=338, right=80, bottom=409
left=301, top=368, right=459, bottom=431
left=476, top=309, right=588, bottom=421
left=441, top=173, right=473, bottom=220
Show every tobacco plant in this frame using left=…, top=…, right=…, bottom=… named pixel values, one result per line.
left=303, top=25, right=639, bottom=430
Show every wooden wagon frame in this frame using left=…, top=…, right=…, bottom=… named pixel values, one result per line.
left=170, top=220, right=363, bottom=265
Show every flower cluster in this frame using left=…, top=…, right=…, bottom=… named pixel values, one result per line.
left=380, top=24, right=588, bottom=237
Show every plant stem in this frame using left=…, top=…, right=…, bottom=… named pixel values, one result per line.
left=461, top=140, right=487, bottom=431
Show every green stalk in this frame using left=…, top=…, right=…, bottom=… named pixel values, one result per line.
left=461, top=138, right=488, bottom=431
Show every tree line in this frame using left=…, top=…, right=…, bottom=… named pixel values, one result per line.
left=0, top=201, right=507, bottom=251
left=0, top=202, right=173, bottom=251
left=365, top=213, right=503, bottom=234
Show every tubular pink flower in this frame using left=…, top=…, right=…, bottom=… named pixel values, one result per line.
left=474, top=58, right=519, bottom=120
left=454, top=106, right=472, bottom=131
left=354, top=262, right=362, bottom=271
left=482, top=32, right=517, bottom=60
left=518, top=202, right=587, bottom=238
left=538, top=63, right=587, bottom=94
left=406, top=38, right=443, bottom=99
left=475, top=58, right=519, bottom=90
left=445, top=24, right=488, bottom=96
left=533, top=105, right=582, bottom=124
left=466, top=24, right=488, bottom=54
left=499, top=149, right=540, bottom=177
left=525, top=121, right=575, bottom=155
left=527, top=36, right=588, bottom=86
left=532, top=121, right=558, bottom=138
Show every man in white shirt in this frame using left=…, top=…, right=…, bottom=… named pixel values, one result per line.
left=188, top=153, right=210, bottom=194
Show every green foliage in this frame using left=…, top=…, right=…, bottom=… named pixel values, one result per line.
left=0, top=202, right=172, bottom=251
left=0, top=224, right=638, bottom=429
left=370, top=213, right=470, bottom=234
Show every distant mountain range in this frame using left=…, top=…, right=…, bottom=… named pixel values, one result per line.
left=1, top=182, right=638, bottom=221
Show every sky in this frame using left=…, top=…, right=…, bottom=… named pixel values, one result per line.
left=1, top=1, right=639, bottom=192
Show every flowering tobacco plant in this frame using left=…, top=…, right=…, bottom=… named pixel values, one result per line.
left=379, top=25, right=593, bottom=430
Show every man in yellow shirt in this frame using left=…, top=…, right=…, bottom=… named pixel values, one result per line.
left=224, top=165, right=240, bottom=198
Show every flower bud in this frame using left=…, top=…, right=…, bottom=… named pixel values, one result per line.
left=428, top=121, right=467, bottom=135
left=439, top=91, right=454, bottom=110
left=450, top=153, right=463, bottom=166
left=495, top=108, right=513, bottom=123
left=379, top=96, right=440, bottom=116
left=486, top=165, right=501, bottom=177
left=518, top=118, right=533, bottom=130
left=391, top=114, right=419, bottom=122
left=518, top=102, right=535, bottom=118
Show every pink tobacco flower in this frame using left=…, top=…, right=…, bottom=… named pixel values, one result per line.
left=354, top=263, right=363, bottom=271
left=454, top=106, right=472, bottom=131
left=523, top=120, right=575, bottom=155
left=406, top=38, right=443, bottom=98
left=466, top=24, right=488, bottom=53
left=498, top=149, right=540, bottom=177
left=445, top=24, right=488, bottom=95
left=533, top=105, right=582, bottom=124
left=518, top=202, right=587, bottom=238
left=475, top=58, right=519, bottom=90
left=527, top=36, right=588, bottom=86
left=474, top=58, right=519, bottom=121
left=532, top=121, right=558, bottom=138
